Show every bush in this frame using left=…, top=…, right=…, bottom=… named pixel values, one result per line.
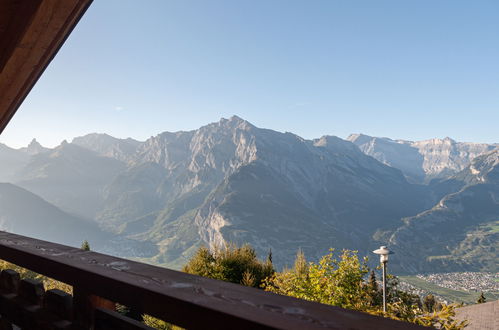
left=262, top=249, right=468, bottom=329
left=182, top=243, right=274, bottom=288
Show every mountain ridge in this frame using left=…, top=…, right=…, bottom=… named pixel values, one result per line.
left=1, top=116, right=497, bottom=273
left=348, top=133, right=497, bottom=183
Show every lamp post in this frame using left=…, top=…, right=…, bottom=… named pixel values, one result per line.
left=372, top=246, right=393, bottom=313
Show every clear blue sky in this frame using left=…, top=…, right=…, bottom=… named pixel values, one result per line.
left=1, top=0, right=498, bottom=148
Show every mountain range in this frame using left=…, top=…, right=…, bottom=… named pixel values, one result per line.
left=348, top=134, right=497, bottom=183
left=0, top=116, right=497, bottom=273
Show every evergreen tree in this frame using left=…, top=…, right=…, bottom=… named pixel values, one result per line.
left=267, top=248, right=273, bottom=265
left=367, top=270, right=381, bottom=307
left=423, top=294, right=437, bottom=312
left=81, top=240, right=90, bottom=251
left=477, top=292, right=486, bottom=304
left=293, top=249, right=308, bottom=276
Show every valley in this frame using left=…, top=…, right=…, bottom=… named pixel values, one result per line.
left=0, top=116, right=497, bottom=274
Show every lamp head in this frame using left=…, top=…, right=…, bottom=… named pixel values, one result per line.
left=372, top=246, right=393, bottom=263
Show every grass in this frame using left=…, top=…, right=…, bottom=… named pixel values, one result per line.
left=399, top=276, right=499, bottom=304
left=487, top=224, right=499, bottom=233
left=482, top=220, right=499, bottom=233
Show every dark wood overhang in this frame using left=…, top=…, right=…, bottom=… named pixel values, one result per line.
left=0, top=0, right=93, bottom=134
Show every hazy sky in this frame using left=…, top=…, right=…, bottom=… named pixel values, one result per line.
left=1, top=0, right=498, bottom=148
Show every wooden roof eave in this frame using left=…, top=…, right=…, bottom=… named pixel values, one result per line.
left=0, top=0, right=93, bottom=134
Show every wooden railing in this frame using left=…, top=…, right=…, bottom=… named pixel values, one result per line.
left=0, top=231, right=426, bottom=329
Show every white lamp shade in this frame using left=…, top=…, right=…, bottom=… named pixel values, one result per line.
left=372, top=246, right=393, bottom=262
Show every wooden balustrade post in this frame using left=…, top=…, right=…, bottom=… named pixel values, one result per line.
left=17, top=278, right=44, bottom=328
left=73, top=287, right=116, bottom=329
left=44, top=289, right=73, bottom=319
left=0, top=269, right=20, bottom=330
left=0, top=270, right=20, bottom=294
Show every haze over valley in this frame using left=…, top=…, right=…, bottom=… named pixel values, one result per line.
left=1, top=116, right=497, bottom=274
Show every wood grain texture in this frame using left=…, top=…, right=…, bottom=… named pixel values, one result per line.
left=0, top=231, right=428, bottom=329
left=0, top=0, right=93, bottom=134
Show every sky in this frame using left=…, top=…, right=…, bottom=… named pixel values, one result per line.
left=1, top=0, right=498, bottom=148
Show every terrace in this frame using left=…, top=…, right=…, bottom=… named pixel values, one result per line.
left=0, top=1, right=425, bottom=328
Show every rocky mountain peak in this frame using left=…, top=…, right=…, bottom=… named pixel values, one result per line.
left=21, top=138, right=48, bottom=155
left=347, top=133, right=375, bottom=145
left=216, top=115, right=254, bottom=132
left=313, top=135, right=359, bottom=154
left=28, top=138, right=40, bottom=146
left=71, top=133, right=141, bottom=163
left=50, top=140, right=95, bottom=159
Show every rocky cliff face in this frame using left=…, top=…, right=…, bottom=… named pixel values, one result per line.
left=96, top=117, right=433, bottom=268
left=2, top=117, right=497, bottom=273
left=348, top=134, right=496, bottom=183
left=72, top=133, right=142, bottom=163
left=413, top=137, right=496, bottom=181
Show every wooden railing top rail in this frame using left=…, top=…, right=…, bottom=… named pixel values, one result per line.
left=0, top=231, right=425, bottom=329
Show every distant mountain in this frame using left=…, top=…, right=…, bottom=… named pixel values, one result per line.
left=0, top=139, right=48, bottom=182
left=0, top=182, right=157, bottom=257
left=2, top=117, right=497, bottom=273
left=14, top=142, right=126, bottom=219
left=389, top=150, right=499, bottom=273
left=0, top=143, right=28, bottom=182
left=97, top=117, right=437, bottom=268
left=348, top=134, right=496, bottom=183
left=0, top=183, right=104, bottom=247
left=72, top=133, right=142, bottom=163
left=19, top=138, right=49, bottom=155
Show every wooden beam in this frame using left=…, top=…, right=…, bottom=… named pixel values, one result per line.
left=0, top=0, right=43, bottom=73
left=0, top=231, right=428, bottom=330
left=0, top=0, right=93, bottom=134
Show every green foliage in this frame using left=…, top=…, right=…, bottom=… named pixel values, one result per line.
left=182, top=243, right=274, bottom=288
left=81, top=240, right=91, bottom=251
left=263, top=249, right=468, bottom=329
left=387, top=303, right=468, bottom=329
left=142, top=314, right=183, bottom=330
left=366, top=270, right=381, bottom=306
left=423, top=294, right=437, bottom=312
left=477, top=291, right=486, bottom=303
left=263, top=249, right=371, bottom=310
left=0, top=260, right=72, bottom=294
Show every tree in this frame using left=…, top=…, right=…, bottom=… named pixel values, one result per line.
left=182, top=243, right=274, bottom=288
left=81, top=240, right=90, bottom=251
left=367, top=270, right=381, bottom=307
left=477, top=291, right=486, bottom=304
left=423, top=294, right=436, bottom=312
left=267, top=248, right=273, bottom=264
left=263, top=248, right=468, bottom=329
left=263, top=249, right=371, bottom=310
